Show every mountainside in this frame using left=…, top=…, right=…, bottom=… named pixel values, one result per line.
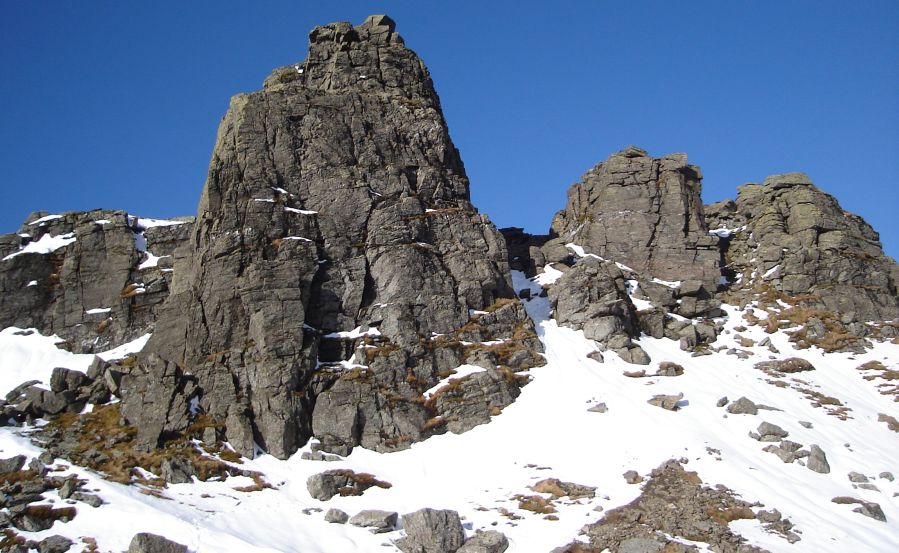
left=0, top=15, right=896, bottom=553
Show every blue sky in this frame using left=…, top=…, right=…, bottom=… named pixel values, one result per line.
left=2, top=1, right=897, bottom=257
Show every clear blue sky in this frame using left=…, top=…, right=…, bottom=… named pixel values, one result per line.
left=2, top=1, right=897, bottom=257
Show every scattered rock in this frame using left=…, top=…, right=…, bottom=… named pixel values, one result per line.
left=647, top=393, right=683, bottom=411
left=0, top=455, right=26, bottom=474
left=587, top=402, right=608, bottom=413
left=753, top=422, right=788, bottom=442
left=68, top=491, right=102, bottom=507
left=530, top=478, right=596, bottom=499
left=396, top=508, right=465, bottom=553
left=716, top=396, right=728, bottom=408
left=726, top=397, right=758, bottom=415
left=456, top=530, right=509, bottom=553
left=306, top=469, right=391, bottom=501
left=348, top=509, right=398, bottom=533
left=754, top=358, right=815, bottom=374
left=806, top=445, right=831, bottom=474
left=853, top=502, right=887, bottom=522
left=556, top=460, right=762, bottom=552
left=655, top=362, right=684, bottom=377
left=848, top=471, right=869, bottom=483
left=798, top=421, right=813, bottom=429
left=756, top=509, right=781, bottom=523
left=37, top=535, right=74, bottom=553
left=127, top=533, right=188, bottom=553
left=159, top=456, right=196, bottom=484
left=324, top=508, right=349, bottom=524
left=623, top=470, right=644, bottom=484
left=879, top=471, right=894, bottom=482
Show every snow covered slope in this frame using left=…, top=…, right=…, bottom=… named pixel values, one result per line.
left=0, top=268, right=897, bottom=552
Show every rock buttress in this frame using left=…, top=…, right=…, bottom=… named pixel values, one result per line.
left=122, top=15, right=540, bottom=459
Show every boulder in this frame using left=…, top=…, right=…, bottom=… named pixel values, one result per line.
left=38, top=535, right=74, bottom=553
left=456, top=530, right=509, bottom=553
left=127, top=533, right=188, bottom=553
left=726, top=397, right=758, bottom=415
left=324, top=508, right=349, bottom=524
left=806, top=445, right=831, bottom=474
left=647, top=393, right=683, bottom=411
left=396, top=508, right=465, bottom=553
left=348, top=510, right=398, bottom=533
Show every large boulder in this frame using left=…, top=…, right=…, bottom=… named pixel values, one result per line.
left=396, top=508, right=465, bottom=553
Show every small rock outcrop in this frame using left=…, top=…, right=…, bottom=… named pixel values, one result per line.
left=548, top=256, right=649, bottom=364
left=556, top=460, right=768, bottom=553
left=550, top=146, right=721, bottom=290
left=707, top=173, right=899, bottom=323
left=0, top=210, right=192, bottom=354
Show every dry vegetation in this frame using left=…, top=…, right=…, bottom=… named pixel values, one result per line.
left=39, top=405, right=267, bottom=490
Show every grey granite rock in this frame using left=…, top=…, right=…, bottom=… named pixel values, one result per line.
left=127, top=533, right=188, bottom=553
left=806, top=445, right=831, bottom=474
left=706, top=174, right=899, bottom=325
left=324, top=508, right=349, bottom=524
left=348, top=509, right=398, bottom=533
left=396, top=508, right=465, bottom=553
left=551, top=147, right=720, bottom=289
left=114, top=16, right=538, bottom=460
left=457, top=530, right=509, bottom=553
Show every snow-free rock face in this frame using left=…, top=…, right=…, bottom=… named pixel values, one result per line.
left=0, top=210, right=192, bottom=353
left=550, top=146, right=721, bottom=289
left=120, top=15, right=540, bottom=459
left=706, top=173, right=899, bottom=322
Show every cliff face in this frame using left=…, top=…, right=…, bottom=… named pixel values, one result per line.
left=706, top=173, right=899, bottom=323
left=550, top=146, right=721, bottom=290
left=1, top=16, right=897, bottom=466
left=0, top=210, right=192, bottom=354
left=118, top=15, right=540, bottom=459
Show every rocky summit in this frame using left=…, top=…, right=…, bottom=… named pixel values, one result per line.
left=0, top=14, right=897, bottom=553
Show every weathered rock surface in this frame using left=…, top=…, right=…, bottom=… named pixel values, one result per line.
left=117, top=15, right=541, bottom=459
left=555, top=460, right=769, bottom=553
left=726, top=397, right=758, bottom=415
left=456, top=530, right=509, bottom=553
left=549, top=256, right=649, bottom=363
left=550, top=146, right=721, bottom=290
left=706, top=173, right=899, bottom=323
left=395, top=508, right=465, bottom=553
left=348, top=509, right=398, bottom=533
left=306, top=469, right=390, bottom=501
left=0, top=210, right=192, bottom=354
left=127, top=533, right=189, bottom=553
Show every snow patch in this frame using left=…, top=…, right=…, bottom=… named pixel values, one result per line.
left=97, top=333, right=152, bottom=361
left=28, top=214, right=63, bottom=225
left=3, top=232, right=76, bottom=261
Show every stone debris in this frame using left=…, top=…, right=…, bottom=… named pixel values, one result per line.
left=726, top=397, right=758, bottom=415
left=348, top=509, right=399, bottom=533
left=127, top=533, right=188, bottom=553
left=647, top=393, right=684, bottom=411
